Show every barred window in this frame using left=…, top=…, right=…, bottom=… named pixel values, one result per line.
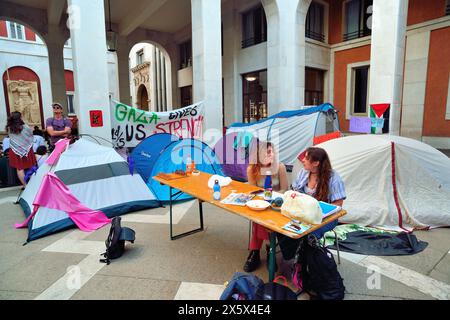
left=306, top=2, right=325, bottom=42
left=242, top=5, right=267, bottom=48
left=179, top=40, right=192, bottom=69
left=343, top=0, right=372, bottom=41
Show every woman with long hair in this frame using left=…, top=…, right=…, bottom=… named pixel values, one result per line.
left=293, top=147, right=345, bottom=205
left=277, top=146, right=346, bottom=260
left=243, top=141, right=288, bottom=272
left=5, top=111, right=37, bottom=186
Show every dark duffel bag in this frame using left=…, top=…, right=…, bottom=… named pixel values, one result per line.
left=0, top=156, right=21, bottom=187
left=255, top=276, right=298, bottom=300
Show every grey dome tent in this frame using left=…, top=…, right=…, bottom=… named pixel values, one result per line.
left=19, top=138, right=160, bottom=242
left=226, top=103, right=339, bottom=165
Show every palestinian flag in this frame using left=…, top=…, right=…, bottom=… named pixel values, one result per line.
left=370, top=103, right=389, bottom=134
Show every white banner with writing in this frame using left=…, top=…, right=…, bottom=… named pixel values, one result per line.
left=111, top=99, right=204, bottom=148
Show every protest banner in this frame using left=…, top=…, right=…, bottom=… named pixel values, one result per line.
left=111, top=99, right=204, bottom=147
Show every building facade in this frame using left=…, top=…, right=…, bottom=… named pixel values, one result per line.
left=0, top=19, right=119, bottom=134
left=129, top=43, right=169, bottom=112
left=0, top=0, right=449, bottom=148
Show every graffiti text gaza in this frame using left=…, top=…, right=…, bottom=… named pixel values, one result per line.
left=115, top=103, right=160, bottom=124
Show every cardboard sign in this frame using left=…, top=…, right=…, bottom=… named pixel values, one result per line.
left=371, top=118, right=385, bottom=129
left=349, top=116, right=371, bottom=133
left=90, top=110, right=103, bottom=127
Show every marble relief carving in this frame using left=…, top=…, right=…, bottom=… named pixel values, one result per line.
left=7, top=79, right=41, bottom=127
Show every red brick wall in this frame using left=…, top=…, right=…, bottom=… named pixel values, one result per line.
left=407, top=0, right=446, bottom=26
left=64, top=70, right=75, bottom=92
left=422, top=27, right=450, bottom=137
left=25, top=27, right=36, bottom=41
left=333, top=45, right=371, bottom=132
left=327, top=0, right=344, bottom=45
left=0, top=21, right=7, bottom=37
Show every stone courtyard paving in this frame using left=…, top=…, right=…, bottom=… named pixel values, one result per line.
left=1, top=183, right=450, bottom=301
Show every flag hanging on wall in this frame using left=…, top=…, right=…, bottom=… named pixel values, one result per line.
left=370, top=103, right=390, bottom=134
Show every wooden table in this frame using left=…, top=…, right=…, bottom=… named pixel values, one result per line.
left=153, top=171, right=346, bottom=282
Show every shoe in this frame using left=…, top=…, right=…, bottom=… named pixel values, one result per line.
left=266, top=245, right=278, bottom=272
left=243, top=250, right=261, bottom=272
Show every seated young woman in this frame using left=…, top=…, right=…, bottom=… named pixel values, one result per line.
left=277, top=146, right=346, bottom=260
left=243, top=141, right=288, bottom=272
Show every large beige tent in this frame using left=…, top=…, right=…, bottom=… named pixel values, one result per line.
left=293, top=135, right=450, bottom=231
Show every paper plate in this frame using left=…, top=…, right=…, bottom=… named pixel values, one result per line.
left=246, top=200, right=271, bottom=211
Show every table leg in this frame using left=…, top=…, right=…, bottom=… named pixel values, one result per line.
left=268, top=232, right=276, bottom=282
left=169, top=186, right=174, bottom=239
left=199, top=199, right=204, bottom=230
left=170, top=188, right=205, bottom=240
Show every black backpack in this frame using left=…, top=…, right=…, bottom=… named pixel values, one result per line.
left=100, top=216, right=135, bottom=265
left=295, top=235, right=345, bottom=300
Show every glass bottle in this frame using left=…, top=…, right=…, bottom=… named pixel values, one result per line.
left=264, top=171, right=272, bottom=201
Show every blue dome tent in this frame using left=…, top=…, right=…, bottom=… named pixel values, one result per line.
left=131, top=133, right=180, bottom=183
left=131, top=135, right=224, bottom=202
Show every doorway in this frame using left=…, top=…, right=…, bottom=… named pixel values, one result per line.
left=242, top=70, right=267, bottom=123
left=137, top=84, right=149, bottom=111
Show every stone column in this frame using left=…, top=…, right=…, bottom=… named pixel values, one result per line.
left=400, top=31, right=430, bottom=140
left=156, top=48, right=162, bottom=111
left=46, top=25, right=68, bottom=114
left=263, top=0, right=309, bottom=114
left=191, top=0, right=223, bottom=145
left=67, top=0, right=111, bottom=142
left=116, top=35, right=131, bottom=106
left=165, top=45, right=177, bottom=111
left=161, top=53, right=167, bottom=110
left=368, top=0, right=408, bottom=135
left=150, top=45, right=157, bottom=111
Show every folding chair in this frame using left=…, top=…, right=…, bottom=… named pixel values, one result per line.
left=312, top=220, right=340, bottom=264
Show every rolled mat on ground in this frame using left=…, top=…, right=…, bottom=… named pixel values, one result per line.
left=327, top=230, right=428, bottom=256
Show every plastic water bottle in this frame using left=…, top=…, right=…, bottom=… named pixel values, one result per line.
left=213, top=180, right=221, bottom=200
left=264, top=171, right=272, bottom=201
